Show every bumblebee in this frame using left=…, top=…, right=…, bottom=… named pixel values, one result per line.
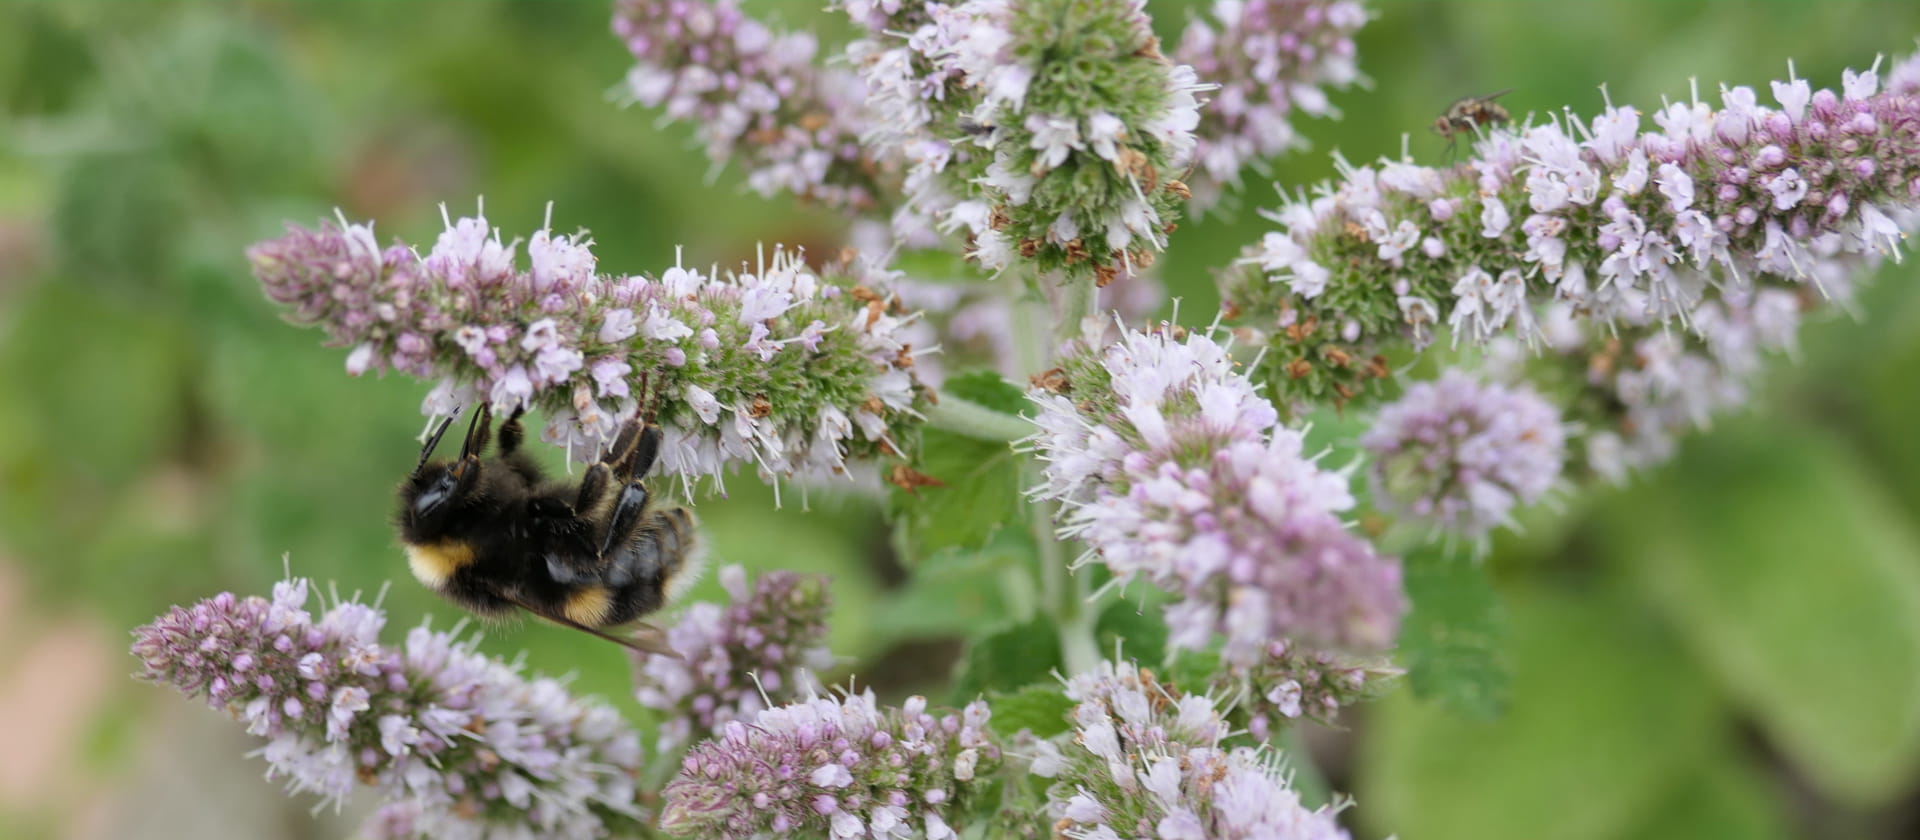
left=397, top=401, right=700, bottom=656
left=1433, top=89, right=1513, bottom=156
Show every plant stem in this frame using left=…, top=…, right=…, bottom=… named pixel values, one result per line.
left=1056, top=270, right=1098, bottom=331
left=923, top=391, right=1033, bottom=441
left=1010, top=269, right=1104, bottom=675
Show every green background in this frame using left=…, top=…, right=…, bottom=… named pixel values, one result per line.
left=2, top=1, right=1919, bottom=838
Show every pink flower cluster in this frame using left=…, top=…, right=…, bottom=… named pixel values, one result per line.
left=1362, top=369, right=1567, bottom=538
left=1032, top=660, right=1352, bottom=840
left=660, top=691, right=998, bottom=839
left=1175, top=0, right=1370, bottom=211
left=633, top=565, right=835, bottom=753
left=250, top=206, right=929, bottom=493
left=132, top=577, right=646, bottom=839
left=1026, top=322, right=1405, bottom=663
left=613, top=0, right=885, bottom=209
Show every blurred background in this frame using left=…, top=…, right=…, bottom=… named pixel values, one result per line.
left=3, top=1, right=1920, bottom=838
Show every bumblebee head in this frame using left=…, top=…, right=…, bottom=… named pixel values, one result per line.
left=402, top=409, right=486, bottom=528
left=1432, top=116, right=1454, bottom=136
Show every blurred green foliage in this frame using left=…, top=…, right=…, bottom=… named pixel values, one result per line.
left=4, top=1, right=1920, bottom=838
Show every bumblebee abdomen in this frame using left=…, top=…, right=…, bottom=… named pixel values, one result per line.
left=405, top=539, right=477, bottom=589
left=561, top=584, right=616, bottom=626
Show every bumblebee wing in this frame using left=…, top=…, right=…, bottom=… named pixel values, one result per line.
left=1476, top=88, right=1514, bottom=103
left=498, top=591, right=683, bottom=659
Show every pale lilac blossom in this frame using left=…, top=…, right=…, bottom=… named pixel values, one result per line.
left=633, top=566, right=835, bottom=753
left=250, top=206, right=929, bottom=493
left=1225, top=51, right=1920, bottom=462
left=1040, top=661, right=1352, bottom=840
left=132, top=577, right=645, bottom=839
left=1025, top=323, right=1405, bottom=662
left=659, top=691, right=998, bottom=839
left=1175, top=0, right=1370, bottom=211
left=1362, top=370, right=1567, bottom=539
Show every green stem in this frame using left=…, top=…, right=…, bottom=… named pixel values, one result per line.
left=1014, top=269, right=1105, bottom=675
left=1055, top=271, right=1098, bottom=330
left=923, top=391, right=1033, bottom=442
left=1027, top=458, right=1100, bottom=674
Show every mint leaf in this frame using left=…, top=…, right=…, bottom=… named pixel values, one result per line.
left=1094, top=598, right=1168, bottom=666
left=986, top=683, right=1074, bottom=739
left=1397, top=547, right=1510, bottom=720
left=950, top=619, right=1064, bottom=704
left=890, top=370, right=1027, bottom=561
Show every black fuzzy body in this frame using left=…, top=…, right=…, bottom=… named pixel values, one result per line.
left=396, top=408, right=699, bottom=652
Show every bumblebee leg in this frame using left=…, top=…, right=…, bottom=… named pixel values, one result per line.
left=599, top=482, right=650, bottom=558
left=497, top=405, right=528, bottom=457
left=602, top=507, right=702, bottom=620
left=574, top=462, right=613, bottom=513
left=600, top=416, right=645, bottom=477
left=612, top=424, right=662, bottom=483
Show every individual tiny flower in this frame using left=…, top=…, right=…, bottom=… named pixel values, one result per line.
left=847, top=0, right=1203, bottom=284
left=659, top=690, right=999, bottom=839
left=633, top=565, right=835, bottom=753
left=1174, top=0, right=1370, bottom=212
left=1040, top=660, right=1354, bottom=840
left=1223, top=51, right=1920, bottom=409
left=1362, top=369, right=1567, bottom=539
left=1025, top=321, right=1405, bottom=663
left=1223, top=639, right=1400, bottom=738
left=250, top=205, right=931, bottom=493
left=132, top=576, right=645, bottom=839
left=612, top=0, right=889, bottom=210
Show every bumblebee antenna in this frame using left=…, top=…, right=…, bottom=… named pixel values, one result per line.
left=414, top=411, right=461, bottom=476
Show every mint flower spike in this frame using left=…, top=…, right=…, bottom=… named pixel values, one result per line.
left=1024, top=318, right=1405, bottom=665
left=1174, top=0, right=1371, bottom=213
left=1362, top=368, right=1568, bottom=540
left=612, top=0, right=887, bottom=211
left=1548, top=283, right=1806, bottom=482
left=1224, top=50, right=1920, bottom=408
left=131, top=577, right=646, bottom=839
left=848, top=0, right=1205, bottom=285
left=1228, top=639, right=1400, bottom=738
left=249, top=204, right=931, bottom=496
left=1035, top=660, right=1353, bottom=840
left=633, top=565, right=835, bottom=754
left=660, top=689, right=999, bottom=839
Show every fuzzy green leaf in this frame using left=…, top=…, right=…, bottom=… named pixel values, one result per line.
left=1396, top=547, right=1510, bottom=720
left=1360, top=584, right=1722, bottom=840
left=950, top=619, right=1064, bottom=705
left=1093, top=599, right=1168, bottom=666
left=986, top=683, right=1075, bottom=739
left=890, top=371, right=1027, bottom=561
left=871, top=535, right=1027, bottom=640
left=1605, top=421, right=1920, bottom=806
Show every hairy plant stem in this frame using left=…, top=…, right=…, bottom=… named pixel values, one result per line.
left=923, top=391, right=1033, bottom=441
left=1014, top=269, right=1102, bottom=675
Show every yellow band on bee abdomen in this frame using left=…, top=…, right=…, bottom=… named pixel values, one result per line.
left=406, top=540, right=475, bottom=588
left=562, top=585, right=614, bottom=626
